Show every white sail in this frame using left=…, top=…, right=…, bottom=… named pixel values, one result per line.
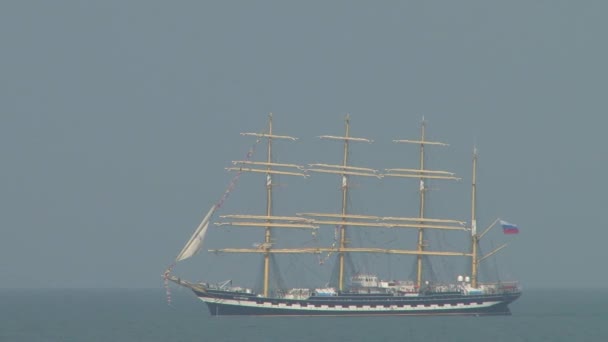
left=175, top=205, right=216, bottom=262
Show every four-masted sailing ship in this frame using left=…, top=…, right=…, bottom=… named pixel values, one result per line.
left=165, top=114, right=521, bottom=316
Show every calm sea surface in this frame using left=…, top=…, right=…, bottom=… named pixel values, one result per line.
left=1, top=288, right=607, bottom=342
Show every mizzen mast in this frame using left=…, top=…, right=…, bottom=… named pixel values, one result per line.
left=385, top=119, right=460, bottom=289
left=469, top=148, right=509, bottom=287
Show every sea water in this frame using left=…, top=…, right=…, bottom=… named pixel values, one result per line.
left=1, top=288, right=607, bottom=342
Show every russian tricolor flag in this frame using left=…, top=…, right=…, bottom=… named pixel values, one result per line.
left=500, top=220, right=519, bottom=234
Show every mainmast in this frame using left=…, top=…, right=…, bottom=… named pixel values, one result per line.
left=307, top=115, right=377, bottom=291
left=385, top=119, right=460, bottom=289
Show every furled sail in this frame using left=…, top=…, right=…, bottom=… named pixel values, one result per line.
left=175, top=205, right=216, bottom=262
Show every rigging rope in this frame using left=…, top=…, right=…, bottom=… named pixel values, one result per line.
left=164, top=136, right=263, bottom=305
left=216, top=137, right=262, bottom=210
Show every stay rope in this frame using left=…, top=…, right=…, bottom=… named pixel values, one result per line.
left=163, top=137, right=262, bottom=305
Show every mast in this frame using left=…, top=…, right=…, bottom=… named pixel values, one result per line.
left=214, top=116, right=470, bottom=295
left=218, top=113, right=312, bottom=298
left=339, top=116, right=350, bottom=291
left=470, top=148, right=510, bottom=286
left=307, top=115, right=377, bottom=291
left=263, top=114, right=273, bottom=297
left=471, top=147, right=479, bottom=288
left=385, top=118, right=459, bottom=289
left=416, top=121, right=427, bottom=289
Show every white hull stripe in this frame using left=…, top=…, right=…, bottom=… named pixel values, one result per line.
left=197, top=297, right=501, bottom=312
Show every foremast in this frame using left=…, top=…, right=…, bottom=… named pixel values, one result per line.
left=219, top=113, right=313, bottom=297
left=384, top=119, right=460, bottom=288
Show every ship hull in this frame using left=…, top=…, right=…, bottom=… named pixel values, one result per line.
left=193, top=289, right=520, bottom=317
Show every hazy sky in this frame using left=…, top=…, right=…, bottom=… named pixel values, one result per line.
left=1, top=1, right=607, bottom=289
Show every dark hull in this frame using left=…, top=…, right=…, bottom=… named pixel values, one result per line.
left=193, top=289, right=520, bottom=317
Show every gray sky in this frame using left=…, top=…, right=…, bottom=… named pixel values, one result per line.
left=1, top=1, right=607, bottom=289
